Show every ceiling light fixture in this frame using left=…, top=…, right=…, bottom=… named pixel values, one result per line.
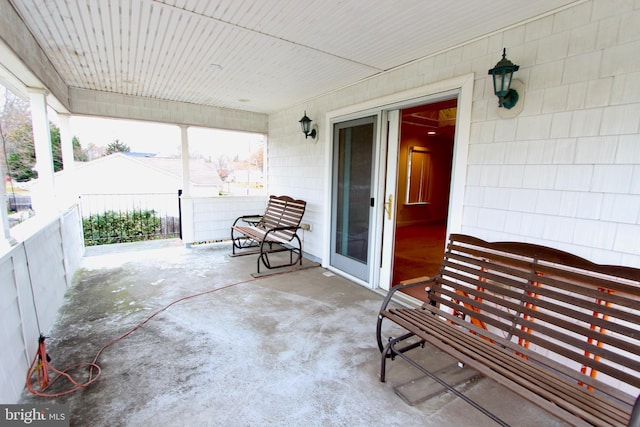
left=488, top=48, right=520, bottom=109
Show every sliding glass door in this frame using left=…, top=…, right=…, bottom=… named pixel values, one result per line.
left=330, top=116, right=377, bottom=281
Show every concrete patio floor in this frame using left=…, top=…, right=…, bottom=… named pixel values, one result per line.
left=19, top=239, right=567, bottom=426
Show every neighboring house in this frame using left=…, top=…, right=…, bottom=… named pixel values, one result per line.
left=56, top=152, right=223, bottom=196
left=55, top=152, right=223, bottom=217
left=227, top=161, right=262, bottom=183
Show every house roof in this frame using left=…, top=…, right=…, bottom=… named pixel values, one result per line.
left=69, top=153, right=223, bottom=186
left=133, top=155, right=224, bottom=186
left=8, top=0, right=580, bottom=114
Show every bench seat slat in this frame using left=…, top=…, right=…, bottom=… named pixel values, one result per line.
left=431, top=288, right=640, bottom=388
left=385, top=309, right=627, bottom=426
left=399, top=302, right=637, bottom=407
left=395, top=307, right=632, bottom=420
left=378, top=234, right=640, bottom=427
left=232, top=225, right=293, bottom=245
left=387, top=307, right=631, bottom=426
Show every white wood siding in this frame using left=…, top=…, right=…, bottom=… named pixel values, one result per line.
left=182, top=196, right=268, bottom=243
left=268, top=0, right=640, bottom=268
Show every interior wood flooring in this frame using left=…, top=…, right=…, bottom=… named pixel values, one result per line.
left=392, top=222, right=447, bottom=301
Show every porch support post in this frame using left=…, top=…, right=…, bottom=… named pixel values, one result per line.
left=0, top=161, right=16, bottom=249
left=179, top=125, right=195, bottom=246
left=57, top=112, right=80, bottom=209
left=28, top=88, right=56, bottom=215
left=180, top=125, right=190, bottom=197
left=58, top=113, right=75, bottom=171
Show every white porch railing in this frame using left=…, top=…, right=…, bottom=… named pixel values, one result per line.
left=0, top=205, right=84, bottom=403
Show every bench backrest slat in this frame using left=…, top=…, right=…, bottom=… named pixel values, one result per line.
left=429, top=234, right=640, bottom=399
left=436, top=283, right=640, bottom=369
left=436, top=274, right=640, bottom=350
left=441, top=262, right=640, bottom=338
left=258, top=195, right=306, bottom=241
left=448, top=236, right=640, bottom=282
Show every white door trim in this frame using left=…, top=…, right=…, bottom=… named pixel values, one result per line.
left=378, top=110, right=400, bottom=291
left=322, top=73, right=475, bottom=289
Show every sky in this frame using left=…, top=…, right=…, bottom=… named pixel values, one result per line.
left=67, top=116, right=265, bottom=160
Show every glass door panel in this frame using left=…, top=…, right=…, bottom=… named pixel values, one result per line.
left=330, top=116, right=377, bottom=281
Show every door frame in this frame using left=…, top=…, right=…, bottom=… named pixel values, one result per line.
left=322, top=73, right=475, bottom=289
left=329, top=114, right=379, bottom=282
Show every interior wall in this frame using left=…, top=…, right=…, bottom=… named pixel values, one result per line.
left=268, top=0, right=640, bottom=268
left=395, top=124, right=454, bottom=227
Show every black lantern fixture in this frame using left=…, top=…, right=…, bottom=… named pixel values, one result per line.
left=488, top=48, right=520, bottom=109
left=298, top=111, right=316, bottom=139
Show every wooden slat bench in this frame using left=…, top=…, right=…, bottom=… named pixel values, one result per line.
left=230, top=195, right=306, bottom=273
left=377, top=234, right=640, bottom=427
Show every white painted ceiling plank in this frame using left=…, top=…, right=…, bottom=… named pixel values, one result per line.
left=8, top=0, right=580, bottom=113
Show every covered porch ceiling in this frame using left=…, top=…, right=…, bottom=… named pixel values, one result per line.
left=8, top=0, right=580, bottom=115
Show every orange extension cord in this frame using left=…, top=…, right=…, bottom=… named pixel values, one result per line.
left=26, top=276, right=262, bottom=398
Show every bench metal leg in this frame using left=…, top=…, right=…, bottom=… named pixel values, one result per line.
left=377, top=315, right=425, bottom=358
left=256, top=235, right=303, bottom=273
left=630, top=395, right=640, bottom=427
left=377, top=315, right=423, bottom=354
left=379, top=332, right=424, bottom=382
left=388, top=340, right=510, bottom=427
left=231, top=227, right=260, bottom=256
left=378, top=311, right=510, bottom=426
left=376, top=315, right=387, bottom=353
left=380, top=339, right=394, bottom=383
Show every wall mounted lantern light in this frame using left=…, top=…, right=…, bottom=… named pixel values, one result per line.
left=299, top=111, right=317, bottom=139
left=488, top=48, right=520, bottom=109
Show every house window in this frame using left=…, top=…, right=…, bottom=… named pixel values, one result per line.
left=406, top=146, right=432, bottom=205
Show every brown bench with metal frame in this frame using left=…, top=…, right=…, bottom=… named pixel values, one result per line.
left=377, top=233, right=640, bottom=427
left=231, top=195, right=306, bottom=273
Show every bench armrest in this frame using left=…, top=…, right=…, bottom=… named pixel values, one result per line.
left=262, top=226, right=302, bottom=240
left=265, top=225, right=301, bottom=233
left=232, top=214, right=264, bottom=227
left=378, top=276, right=436, bottom=314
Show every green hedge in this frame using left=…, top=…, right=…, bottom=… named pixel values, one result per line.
left=83, top=210, right=162, bottom=246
